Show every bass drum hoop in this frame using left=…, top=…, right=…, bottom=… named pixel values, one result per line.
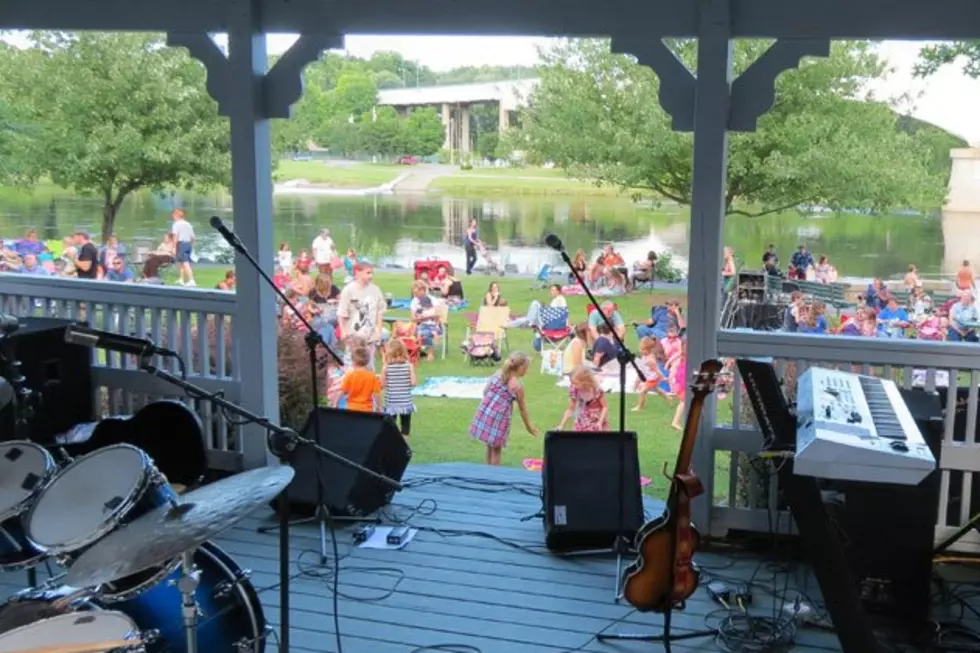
left=25, top=445, right=159, bottom=556
left=205, top=543, right=267, bottom=653
left=98, top=557, right=182, bottom=604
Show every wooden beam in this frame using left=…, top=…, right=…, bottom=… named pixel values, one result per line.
left=3, top=0, right=980, bottom=39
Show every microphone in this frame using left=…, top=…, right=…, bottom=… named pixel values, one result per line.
left=544, top=233, right=564, bottom=252
left=210, top=216, right=243, bottom=251
left=64, top=324, right=177, bottom=359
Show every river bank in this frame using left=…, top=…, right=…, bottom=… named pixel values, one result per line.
left=273, top=159, right=636, bottom=197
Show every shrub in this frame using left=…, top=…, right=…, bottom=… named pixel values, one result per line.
left=277, top=325, right=338, bottom=430
left=655, top=251, right=685, bottom=283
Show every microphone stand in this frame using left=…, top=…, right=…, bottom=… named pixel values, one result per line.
left=209, top=218, right=377, bottom=653
left=137, top=360, right=402, bottom=653
left=550, top=242, right=646, bottom=601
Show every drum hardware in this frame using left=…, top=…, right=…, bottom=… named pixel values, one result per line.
left=177, top=552, right=201, bottom=653
left=0, top=441, right=57, bottom=572
left=212, top=569, right=252, bottom=601
left=132, top=345, right=401, bottom=653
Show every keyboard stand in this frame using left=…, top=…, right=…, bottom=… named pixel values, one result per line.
left=736, top=359, right=883, bottom=653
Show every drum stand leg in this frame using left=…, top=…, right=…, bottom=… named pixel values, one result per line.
left=178, top=551, right=201, bottom=653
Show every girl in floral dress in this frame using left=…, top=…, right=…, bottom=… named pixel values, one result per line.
left=557, top=366, right=609, bottom=432
left=469, top=352, right=539, bottom=465
left=669, top=339, right=688, bottom=430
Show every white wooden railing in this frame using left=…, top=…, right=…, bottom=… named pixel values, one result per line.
left=0, top=274, right=262, bottom=471
left=711, top=329, right=980, bottom=552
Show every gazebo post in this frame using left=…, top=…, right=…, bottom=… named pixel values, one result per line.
left=169, top=11, right=340, bottom=469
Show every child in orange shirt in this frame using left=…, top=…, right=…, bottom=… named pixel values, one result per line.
left=340, top=346, right=382, bottom=412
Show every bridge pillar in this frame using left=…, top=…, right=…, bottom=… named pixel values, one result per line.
left=460, top=104, right=471, bottom=154
left=441, top=103, right=451, bottom=150
left=942, top=148, right=980, bottom=275
left=499, top=102, right=510, bottom=133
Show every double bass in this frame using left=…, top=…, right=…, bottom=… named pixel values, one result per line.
left=621, top=359, right=723, bottom=612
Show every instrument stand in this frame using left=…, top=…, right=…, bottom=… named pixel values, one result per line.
left=137, top=363, right=401, bottom=653
left=254, top=330, right=375, bottom=566
left=178, top=551, right=201, bottom=653
left=597, top=490, right=715, bottom=652
left=552, top=245, right=646, bottom=602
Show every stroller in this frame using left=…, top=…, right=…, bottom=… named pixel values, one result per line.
left=477, top=243, right=503, bottom=276
left=462, top=331, right=500, bottom=365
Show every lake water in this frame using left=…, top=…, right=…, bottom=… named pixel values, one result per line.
left=0, top=186, right=953, bottom=280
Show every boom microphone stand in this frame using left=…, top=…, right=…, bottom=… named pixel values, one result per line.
left=544, top=234, right=646, bottom=600
left=137, top=359, right=403, bottom=653
left=210, top=217, right=370, bottom=562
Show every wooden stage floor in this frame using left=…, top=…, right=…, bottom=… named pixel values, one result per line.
left=0, top=462, right=853, bottom=653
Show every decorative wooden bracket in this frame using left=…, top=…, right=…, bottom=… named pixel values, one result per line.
left=611, top=37, right=697, bottom=132
left=166, top=32, right=342, bottom=119
left=611, top=37, right=829, bottom=133
left=263, top=34, right=344, bottom=118
left=728, top=39, right=830, bottom=132
left=166, top=33, right=230, bottom=115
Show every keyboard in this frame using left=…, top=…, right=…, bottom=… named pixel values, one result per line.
left=796, top=367, right=936, bottom=485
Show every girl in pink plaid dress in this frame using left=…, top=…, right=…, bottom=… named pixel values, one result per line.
left=469, top=352, right=539, bottom=465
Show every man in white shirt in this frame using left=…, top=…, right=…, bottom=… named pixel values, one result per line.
left=311, top=229, right=336, bottom=268
left=949, top=291, right=980, bottom=343
left=171, top=209, right=196, bottom=287
left=337, top=262, right=388, bottom=368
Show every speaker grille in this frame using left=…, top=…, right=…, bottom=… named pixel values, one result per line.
left=543, top=430, right=644, bottom=552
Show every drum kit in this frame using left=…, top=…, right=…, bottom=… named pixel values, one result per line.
left=0, top=439, right=294, bottom=653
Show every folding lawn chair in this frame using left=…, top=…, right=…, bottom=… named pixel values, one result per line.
left=532, top=263, right=554, bottom=289
left=535, top=306, right=572, bottom=375
left=463, top=305, right=510, bottom=358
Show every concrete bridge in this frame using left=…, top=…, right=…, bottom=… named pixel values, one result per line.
left=377, top=79, right=539, bottom=154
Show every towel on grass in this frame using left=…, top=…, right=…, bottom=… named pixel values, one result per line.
left=413, top=376, right=488, bottom=399
left=556, top=363, right=671, bottom=395
left=389, top=298, right=469, bottom=311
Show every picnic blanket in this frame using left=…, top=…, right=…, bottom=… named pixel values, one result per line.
left=413, top=376, right=488, bottom=399
left=556, top=363, right=671, bottom=394
left=522, top=458, right=652, bottom=486
left=560, top=285, right=625, bottom=296
left=389, top=298, right=469, bottom=311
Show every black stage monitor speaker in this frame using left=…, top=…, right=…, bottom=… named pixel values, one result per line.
left=2, top=317, right=94, bottom=443
left=285, top=407, right=411, bottom=517
left=542, top=430, right=644, bottom=552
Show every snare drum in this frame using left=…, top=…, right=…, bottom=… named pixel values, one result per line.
left=26, top=444, right=180, bottom=598
left=0, top=586, right=96, bottom=634
left=0, top=441, right=57, bottom=570
left=0, top=611, right=143, bottom=653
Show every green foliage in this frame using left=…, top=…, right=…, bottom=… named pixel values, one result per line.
left=896, top=114, right=967, bottom=180
left=916, top=41, right=980, bottom=78
left=521, top=39, right=948, bottom=215
left=0, top=32, right=229, bottom=240
left=654, top=251, right=684, bottom=283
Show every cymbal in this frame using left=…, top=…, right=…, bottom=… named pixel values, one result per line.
left=64, top=466, right=293, bottom=589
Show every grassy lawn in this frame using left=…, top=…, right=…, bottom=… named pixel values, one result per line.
left=428, top=174, right=635, bottom=197
left=457, top=167, right=573, bottom=178
left=162, top=267, right=728, bottom=501
left=273, top=160, right=405, bottom=188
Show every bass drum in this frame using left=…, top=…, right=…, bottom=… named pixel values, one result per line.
left=113, top=542, right=266, bottom=653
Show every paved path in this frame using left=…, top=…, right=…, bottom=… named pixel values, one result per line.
left=391, top=164, right=457, bottom=193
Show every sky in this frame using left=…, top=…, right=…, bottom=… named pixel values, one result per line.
left=4, top=32, right=980, bottom=144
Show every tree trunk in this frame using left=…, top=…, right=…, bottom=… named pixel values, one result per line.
left=101, top=201, right=116, bottom=244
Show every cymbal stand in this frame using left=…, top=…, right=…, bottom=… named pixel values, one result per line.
left=177, top=551, right=201, bottom=653
left=138, top=361, right=403, bottom=653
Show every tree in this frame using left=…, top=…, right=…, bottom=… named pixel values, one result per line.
left=0, top=32, right=229, bottom=240
left=916, top=41, right=980, bottom=77
left=361, top=107, right=402, bottom=156
left=400, top=108, right=446, bottom=156
left=522, top=39, right=948, bottom=215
